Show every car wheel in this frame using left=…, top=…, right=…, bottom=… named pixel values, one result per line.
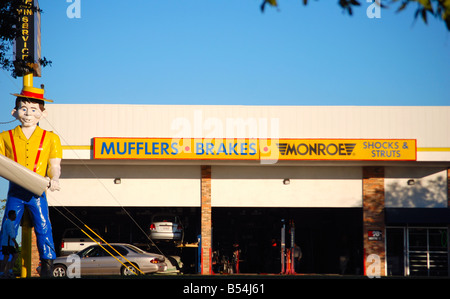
left=53, top=264, right=67, bottom=277
left=121, top=263, right=140, bottom=276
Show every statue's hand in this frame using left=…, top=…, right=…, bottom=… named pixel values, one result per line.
left=48, top=179, right=60, bottom=191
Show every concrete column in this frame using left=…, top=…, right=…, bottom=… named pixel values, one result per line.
left=31, top=231, right=39, bottom=277
left=363, top=166, right=386, bottom=276
left=23, top=225, right=40, bottom=277
left=447, top=168, right=450, bottom=277
left=200, top=165, right=212, bottom=274
left=447, top=168, right=450, bottom=207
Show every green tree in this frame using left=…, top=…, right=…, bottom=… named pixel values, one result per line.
left=1, top=198, right=6, bottom=214
left=261, top=0, right=450, bottom=30
left=0, top=0, right=51, bottom=78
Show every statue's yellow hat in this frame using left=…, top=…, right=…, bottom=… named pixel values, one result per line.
left=12, top=85, right=53, bottom=103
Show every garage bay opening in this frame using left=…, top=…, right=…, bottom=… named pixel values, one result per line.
left=212, top=207, right=363, bottom=275
left=50, top=206, right=363, bottom=275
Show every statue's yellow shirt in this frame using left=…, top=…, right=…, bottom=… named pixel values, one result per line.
left=0, top=126, right=62, bottom=177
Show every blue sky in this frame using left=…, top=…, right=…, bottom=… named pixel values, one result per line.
left=0, top=1, right=449, bottom=204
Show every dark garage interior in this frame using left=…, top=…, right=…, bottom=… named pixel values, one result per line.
left=212, top=207, right=363, bottom=275
left=49, top=206, right=363, bottom=275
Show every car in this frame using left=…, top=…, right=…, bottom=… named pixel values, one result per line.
left=51, top=243, right=167, bottom=277
left=149, top=214, right=183, bottom=241
left=59, top=228, right=101, bottom=256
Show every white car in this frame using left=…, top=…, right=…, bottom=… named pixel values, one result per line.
left=149, top=214, right=183, bottom=241
left=60, top=228, right=101, bottom=256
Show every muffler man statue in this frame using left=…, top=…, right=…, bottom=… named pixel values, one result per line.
left=0, top=85, right=62, bottom=277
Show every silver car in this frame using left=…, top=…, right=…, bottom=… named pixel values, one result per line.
left=149, top=214, right=183, bottom=241
left=52, top=243, right=167, bottom=277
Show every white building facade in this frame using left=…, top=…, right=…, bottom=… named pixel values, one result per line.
left=39, top=104, right=450, bottom=276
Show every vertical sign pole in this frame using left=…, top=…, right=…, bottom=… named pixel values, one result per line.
left=21, top=73, right=34, bottom=278
left=14, top=0, right=42, bottom=278
left=21, top=211, right=32, bottom=278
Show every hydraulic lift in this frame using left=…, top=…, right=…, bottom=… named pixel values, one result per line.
left=281, top=219, right=296, bottom=274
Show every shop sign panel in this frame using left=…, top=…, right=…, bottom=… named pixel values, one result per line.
left=93, top=138, right=259, bottom=160
left=260, top=139, right=416, bottom=161
left=368, top=230, right=383, bottom=241
left=93, top=138, right=416, bottom=161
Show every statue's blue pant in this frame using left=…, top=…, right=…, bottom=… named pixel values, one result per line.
left=2, top=183, right=56, bottom=260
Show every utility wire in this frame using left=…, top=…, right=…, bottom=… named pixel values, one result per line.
left=0, top=119, right=17, bottom=125
left=42, top=119, right=166, bottom=257
left=1, top=69, right=167, bottom=257
left=1, top=69, right=20, bottom=126
left=51, top=204, right=143, bottom=275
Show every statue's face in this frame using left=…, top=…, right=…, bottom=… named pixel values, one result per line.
left=13, top=101, right=47, bottom=127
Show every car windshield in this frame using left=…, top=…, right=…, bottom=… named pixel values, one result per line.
left=77, top=245, right=130, bottom=257
left=77, top=245, right=98, bottom=257
left=123, top=244, right=147, bottom=254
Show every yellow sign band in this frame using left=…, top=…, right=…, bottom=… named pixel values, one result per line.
left=92, top=138, right=417, bottom=161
